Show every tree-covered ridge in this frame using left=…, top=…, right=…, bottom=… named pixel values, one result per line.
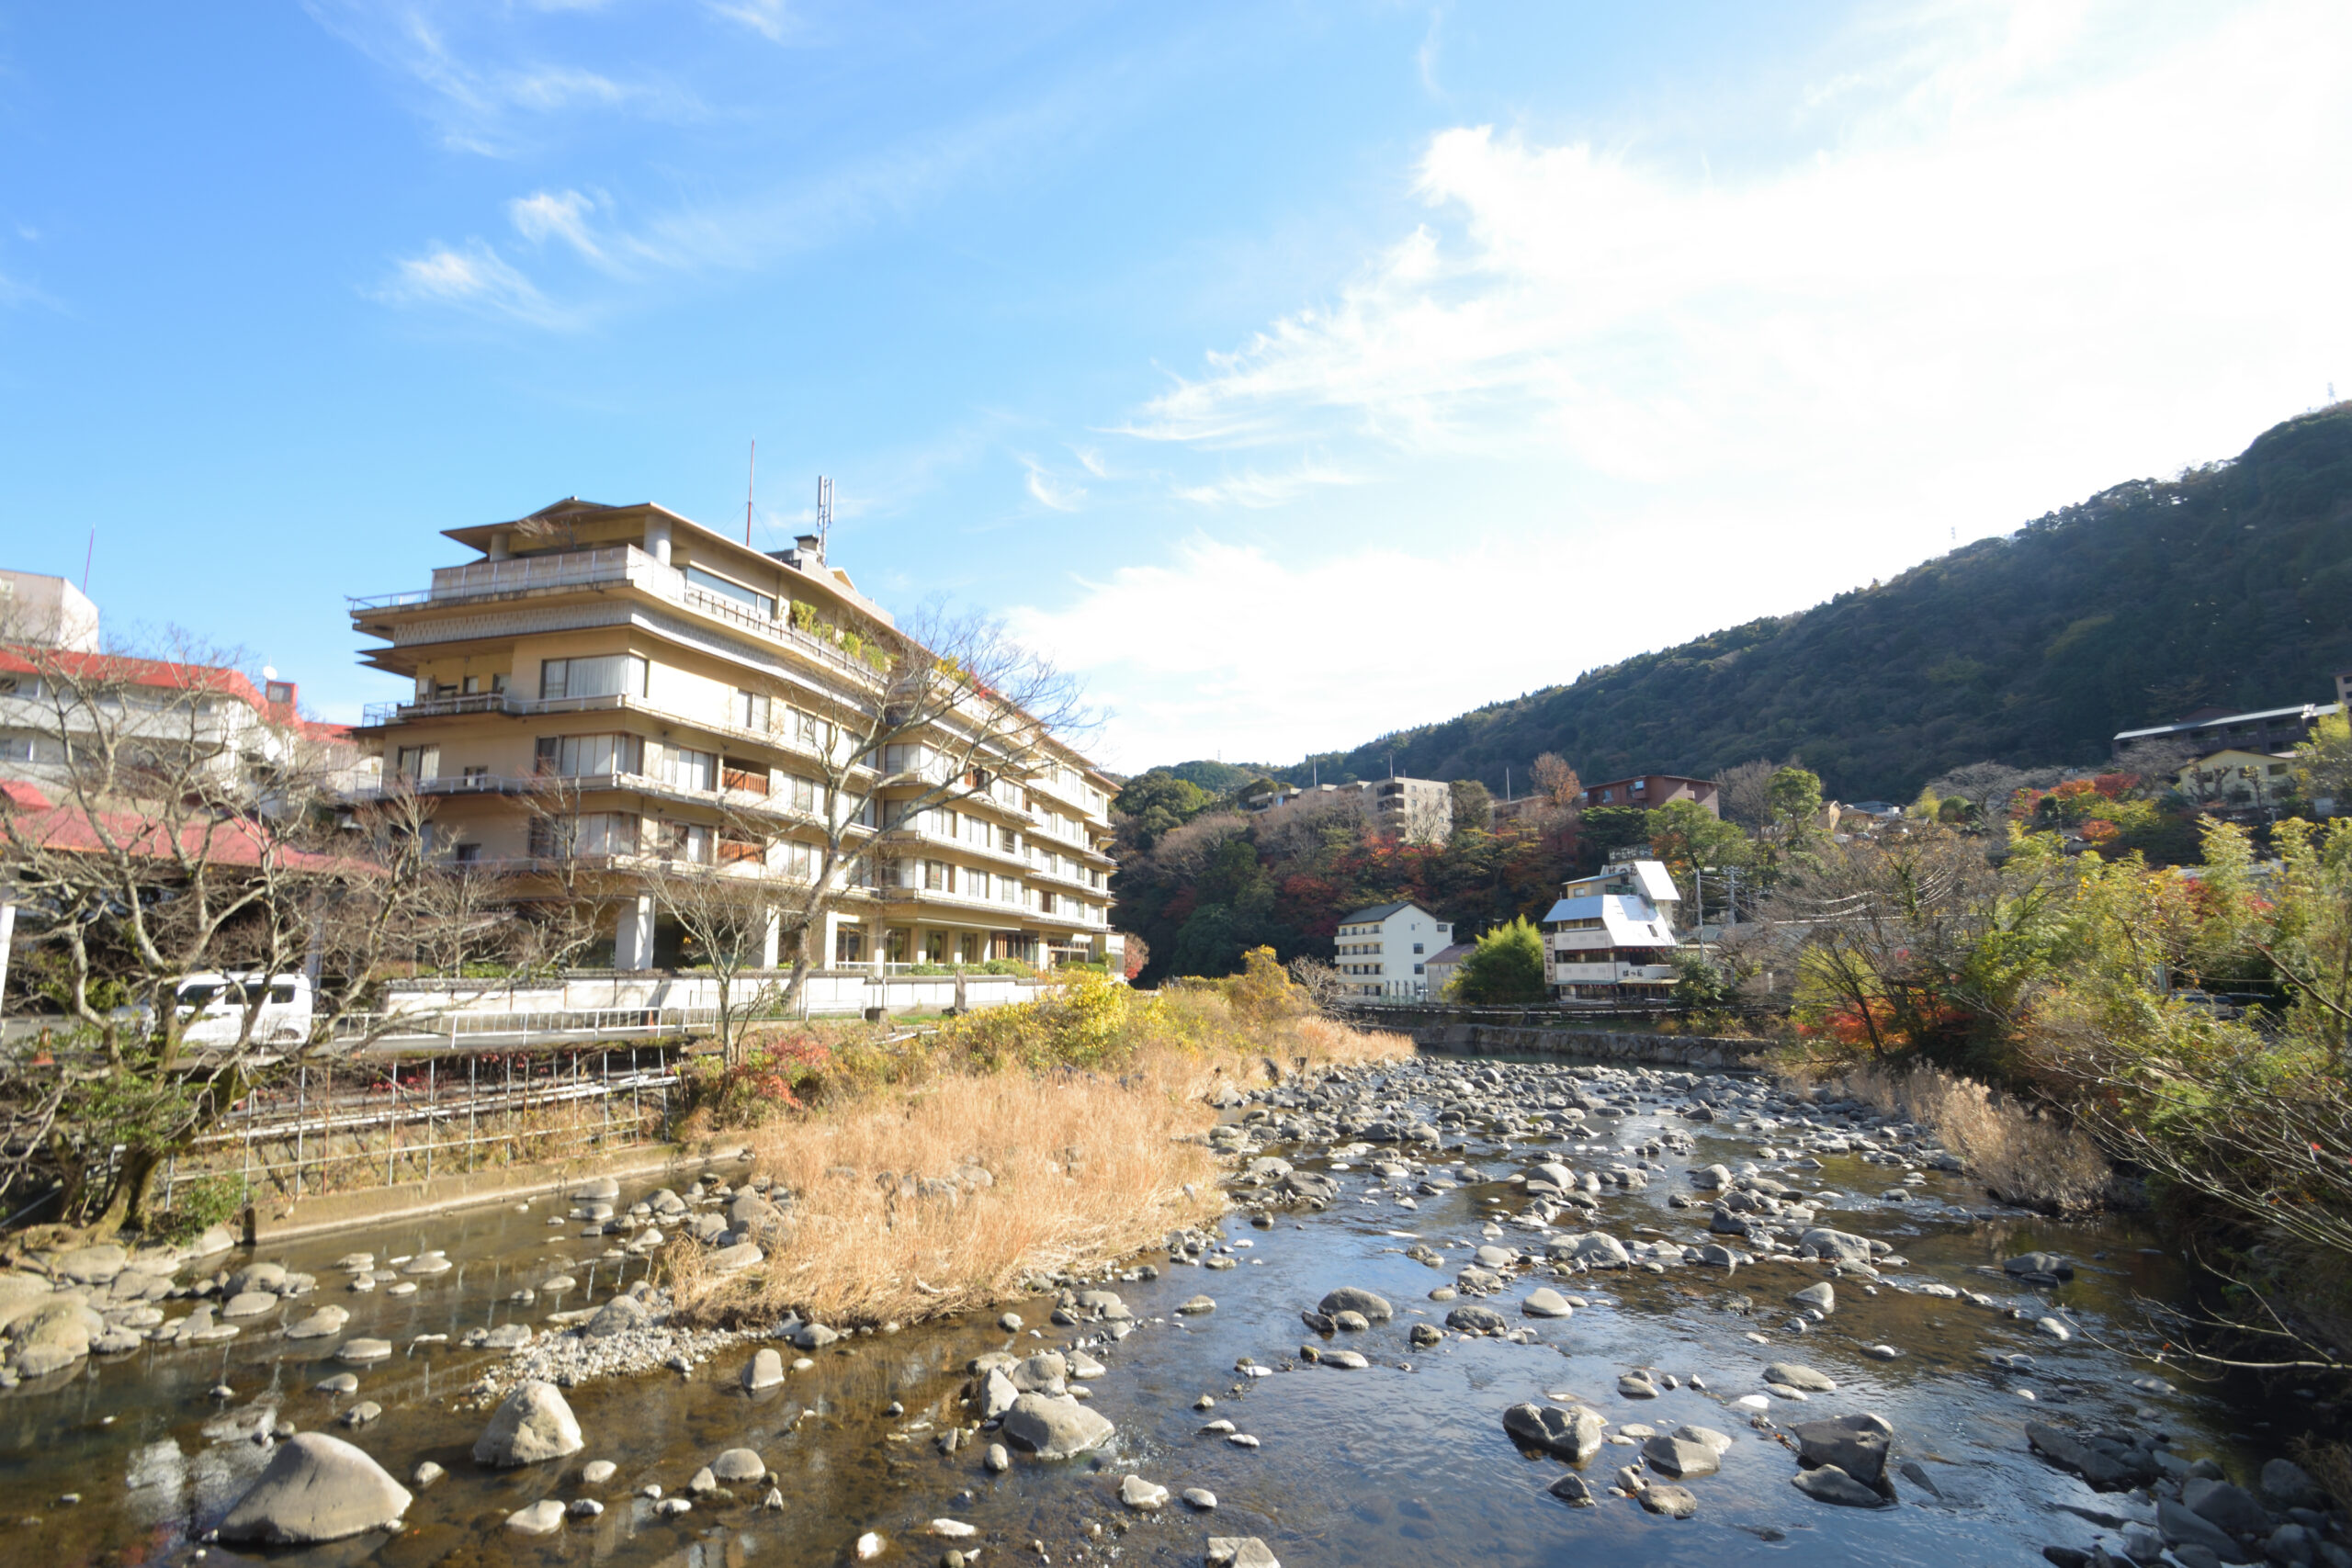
left=1165, top=405, right=2352, bottom=804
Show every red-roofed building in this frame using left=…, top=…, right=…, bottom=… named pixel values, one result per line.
left=1, top=570, right=378, bottom=807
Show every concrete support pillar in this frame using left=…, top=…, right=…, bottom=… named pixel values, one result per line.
left=644, top=519, right=673, bottom=566
left=614, top=894, right=657, bottom=971
left=487, top=530, right=512, bottom=560
left=760, top=906, right=782, bottom=970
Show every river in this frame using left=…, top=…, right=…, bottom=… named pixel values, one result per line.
left=0, top=1052, right=2310, bottom=1567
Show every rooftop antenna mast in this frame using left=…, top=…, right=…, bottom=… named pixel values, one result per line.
left=815, top=475, right=832, bottom=558
left=745, top=440, right=756, bottom=545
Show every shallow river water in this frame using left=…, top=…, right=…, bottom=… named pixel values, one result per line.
left=0, top=1054, right=2304, bottom=1568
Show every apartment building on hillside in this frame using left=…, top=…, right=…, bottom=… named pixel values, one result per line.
left=1245, top=774, right=1453, bottom=844
left=1581, top=773, right=1719, bottom=816
left=346, top=498, right=1119, bottom=973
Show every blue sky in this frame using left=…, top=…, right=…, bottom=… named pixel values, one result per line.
left=3, top=1, right=2348, bottom=772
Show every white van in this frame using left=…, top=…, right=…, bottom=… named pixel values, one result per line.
left=163, top=973, right=314, bottom=1047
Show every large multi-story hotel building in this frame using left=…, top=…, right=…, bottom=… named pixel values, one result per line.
left=347, top=498, right=1119, bottom=974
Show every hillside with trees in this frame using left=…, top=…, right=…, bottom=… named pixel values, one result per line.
left=1164, top=405, right=2352, bottom=804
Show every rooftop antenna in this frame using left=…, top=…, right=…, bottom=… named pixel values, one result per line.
left=815, top=474, right=833, bottom=558
left=82, top=525, right=95, bottom=593
left=745, top=440, right=756, bottom=545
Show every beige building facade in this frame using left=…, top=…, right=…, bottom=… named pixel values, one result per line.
left=348, top=498, right=1118, bottom=974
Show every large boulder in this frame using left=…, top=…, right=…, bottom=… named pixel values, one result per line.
left=1789, top=1413, right=1894, bottom=1489
left=2158, top=1498, right=2252, bottom=1562
left=1569, top=1233, right=1631, bottom=1268
left=999, top=1392, right=1114, bottom=1460
left=10, top=1299, right=99, bottom=1377
left=583, top=1295, right=650, bottom=1338
left=1643, top=1434, right=1721, bottom=1478
left=1502, top=1403, right=1605, bottom=1461
left=1317, top=1288, right=1394, bottom=1324
left=2182, top=1476, right=2270, bottom=1539
left=1797, top=1228, right=1875, bottom=1266
left=473, top=1381, right=584, bottom=1466
left=1445, top=1303, right=1508, bottom=1335
left=1762, top=1362, right=1838, bottom=1393
left=218, top=1433, right=413, bottom=1543
left=2262, top=1457, right=2328, bottom=1512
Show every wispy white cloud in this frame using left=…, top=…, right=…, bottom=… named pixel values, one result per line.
left=1129, top=0, right=2352, bottom=491
left=300, top=1, right=704, bottom=155
left=1172, top=457, right=1364, bottom=509
left=1022, top=457, right=1087, bottom=513
left=372, top=240, right=571, bottom=327
left=705, top=0, right=798, bottom=43
left=507, top=187, right=605, bottom=262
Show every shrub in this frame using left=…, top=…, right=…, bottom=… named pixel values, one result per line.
left=683, top=1035, right=831, bottom=1127
left=151, top=1174, right=246, bottom=1245
left=1450, top=917, right=1548, bottom=1003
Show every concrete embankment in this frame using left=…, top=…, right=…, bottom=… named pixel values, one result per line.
left=244, top=1143, right=752, bottom=1247
left=1340, top=1006, right=1773, bottom=1070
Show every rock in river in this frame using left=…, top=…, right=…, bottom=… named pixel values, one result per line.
left=1792, top=1465, right=1887, bottom=1507
left=1503, top=1402, right=1606, bottom=1461
left=1317, top=1287, right=1394, bottom=1323
left=505, top=1500, right=566, bottom=1535
left=1445, top=1303, right=1507, bottom=1335
left=1205, top=1540, right=1280, bottom=1568
left=474, top=1380, right=585, bottom=1466
left=744, top=1348, right=786, bottom=1391
left=1000, top=1392, right=1114, bottom=1461
left=1762, top=1361, right=1837, bottom=1393
left=217, top=1433, right=413, bottom=1544
left=1522, top=1288, right=1574, bottom=1318
left=1790, top=1281, right=1836, bottom=1314
left=1643, top=1434, right=1721, bottom=1478
left=1790, top=1413, right=1893, bottom=1489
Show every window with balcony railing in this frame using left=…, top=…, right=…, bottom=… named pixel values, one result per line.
left=539, top=654, right=647, bottom=702
left=537, top=733, right=643, bottom=777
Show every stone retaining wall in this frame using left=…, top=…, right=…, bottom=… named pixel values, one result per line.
left=1403, top=1020, right=1773, bottom=1071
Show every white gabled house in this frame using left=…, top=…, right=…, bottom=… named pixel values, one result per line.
left=1540, top=859, right=1681, bottom=1000
left=1332, top=901, right=1453, bottom=998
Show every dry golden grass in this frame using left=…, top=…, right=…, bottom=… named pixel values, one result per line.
left=1831, top=1061, right=2111, bottom=1213
left=668, top=994, right=1409, bottom=1329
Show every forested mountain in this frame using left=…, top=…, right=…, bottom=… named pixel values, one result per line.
left=1171, top=406, right=2352, bottom=804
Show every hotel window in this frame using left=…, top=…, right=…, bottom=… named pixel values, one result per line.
left=789, top=774, right=817, bottom=811
left=924, top=859, right=949, bottom=891
left=539, top=654, right=646, bottom=702
left=732, top=689, right=773, bottom=731
left=394, top=744, right=440, bottom=782
left=663, top=746, right=717, bottom=792
left=536, top=734, right=643, bottom=778
left=684, top=565, right=777, bottom=617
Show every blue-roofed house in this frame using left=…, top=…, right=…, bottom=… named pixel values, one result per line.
left=1539, top=859, right=1682, bottom=1000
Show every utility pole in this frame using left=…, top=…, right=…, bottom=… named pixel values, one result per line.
left=745, top=441, right=756, bottom=545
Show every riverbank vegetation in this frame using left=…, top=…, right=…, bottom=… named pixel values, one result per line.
left=1752, top=815, right=2352, bottom=1359
left=667, top=958, right=1411, bottom=1328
